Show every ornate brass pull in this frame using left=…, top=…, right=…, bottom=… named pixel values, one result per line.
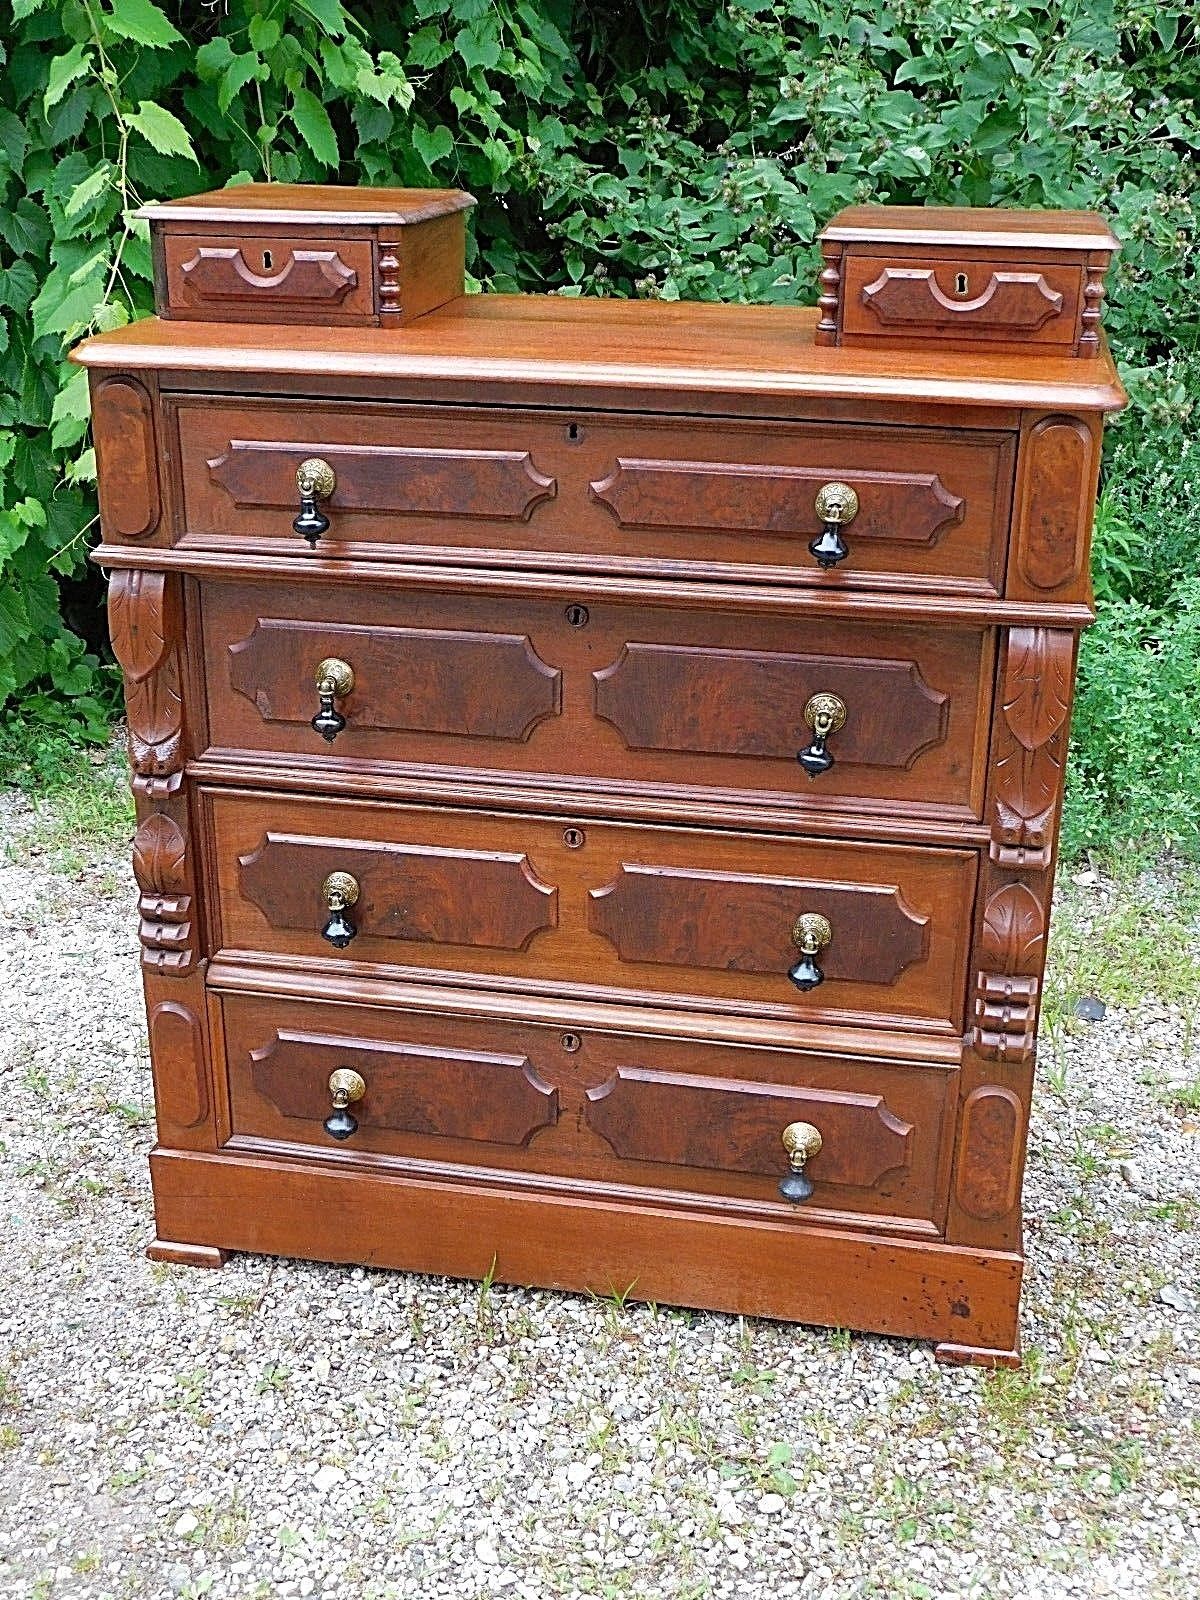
left=321, top=870, right=360, bottom=948
left=810, top=482, right=859, bottom=570
left=779, top=1120, right=823, bottom=1202
left=312, top=657, right=355, bottom=743
left=788, top=911, right=831, bottom=992
left=293, top=457, right=336, bottom=549
left=324, top=1067, right=366, bottom=1140
left=797, top=692, right=847, bottom=778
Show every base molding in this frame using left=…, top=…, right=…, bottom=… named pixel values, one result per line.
left=146, top=1237, right=229, bottom=1268
left=149, top=1145, right=1022, bottom=1355
left=934, top=1339, right=1022, bottom=1370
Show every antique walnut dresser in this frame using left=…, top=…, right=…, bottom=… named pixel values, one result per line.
left=74, top=187, right=1123, bottom=1366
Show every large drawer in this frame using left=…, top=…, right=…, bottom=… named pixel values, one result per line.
left=174, top=398, right=1015, bottom=593
left=198, top=580, right=994, bottom=821
left=217, top=991, right=956, bottom=1230
left=205, top=789, right=978, bottom=1032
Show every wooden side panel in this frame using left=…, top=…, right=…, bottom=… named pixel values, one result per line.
left=955, top=1085, right=1024, bottom=1219
left=148, top=995, right=211, bottom=1134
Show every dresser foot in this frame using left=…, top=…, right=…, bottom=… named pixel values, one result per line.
left=147, top=1239, right=229, bottom=1269
left=934, top=1339, right=1021, bottom=1371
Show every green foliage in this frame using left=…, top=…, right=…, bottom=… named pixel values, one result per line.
left=0, top=0, right=1198, bottom=850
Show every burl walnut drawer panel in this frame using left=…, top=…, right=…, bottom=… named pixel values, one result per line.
left=162, top=235, right=376, bottom=323
left=205, top=790, right=978, bottom=1031
left=839, top=255, right=1082, bottom=348
left=174, top=398, right=1014, bottom=592
left=219, top=991, right=954, bottom=1228
left=198, top=580, right=994, bottom=820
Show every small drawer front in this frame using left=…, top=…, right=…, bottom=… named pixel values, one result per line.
left=174, top=398, right=1013, bottom=592
left=220, top=991, right=955, bottom=1227
left=207, top=790, right=978, bottom=1032
left=163, top=234, right=376, bottom=322
left=200, top=580, right=993, bottom=821
left=841, top=254, right=1082, bottom=347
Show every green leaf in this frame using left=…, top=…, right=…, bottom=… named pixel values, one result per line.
left=219, top=53, right=267, bottom=116
left=412, top=122, right=454, bottom=170
left=195, top=37, right=235, bottom=80
left=44, top=45, right=91, bottom=116
left=126, top=100, right=198, bottom=163
left=9, top=199, right=52, bottom=259
left=65, top=162, right=114, bottom=218
left=31, top=270, right=105, bottom=341
left=0, top=110, right=29, bottom=179
left=454, top=24, right=502, bottom=73
left=290, top=86, right=339, bottom=167
left=293, top=0, right=348, bottom=37
left=103, top=0, right=184, bottom=47
left=0, top=261, right=38, bottom=315
left=12, top=0, right=46, bottom=19
left=50, top=368, right=92, bottom=451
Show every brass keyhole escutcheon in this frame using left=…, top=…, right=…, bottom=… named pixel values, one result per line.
left=797, top=692, right=847, bottom=779
left=788, top=911, right=832, bottom=993
left=560, top=1032, right=582, bottom=1053
left=562, top=827, right=586, bottom=849
left=779, top=1120, right=823, bottom=1203
left=565, top=604, right=590, bottom=628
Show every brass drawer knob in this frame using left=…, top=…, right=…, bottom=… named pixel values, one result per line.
left=321, top=870, right=360, bottom=948
left=788, top=911, right=831, bottom=992
left=797, top=692, right=847, bottom=779
left=312, top=657, right=355, bottom=743
left=779, top=1120, right=823, bottom=1203
left=810, top=481, right=859, bottom=569
left=294, top=457, right=336, bottom=549
left=324, top=1067, right=366, bottom=1140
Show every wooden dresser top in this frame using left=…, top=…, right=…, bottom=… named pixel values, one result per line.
left=72, top=293, right=1125, bottom=413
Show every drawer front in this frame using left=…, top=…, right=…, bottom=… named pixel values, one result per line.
left=207, top=791, right=978, bottom=1031
left=163, top=234, right=376, bottom=322
left=220, top=991, right=955, bottom=1228
left=200, top=581, right=994, bottom=820
left=841, top=254, right=1082, bottom=347
left=175, top=399, right=1013, bottom=592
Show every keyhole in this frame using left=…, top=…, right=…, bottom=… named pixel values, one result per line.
left=560, top=1032, right=582, bottom=1053
left=564, top=604, right=589, bottom=628
left=262, top=250, right=273, bottom=272
left=562, top=827, right=586, bottom=849
left=566, top=422, right=583, bottom=443
left=955, top=271, right=969, bottom=297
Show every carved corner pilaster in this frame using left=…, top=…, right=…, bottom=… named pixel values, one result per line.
left=108, top=569, right=185, bottom=799
left=972, top=880, right=1046, bottom=1063
left=814, top=238, right=842, bottom=345
left=377, top=240, right=402, bottom=318
left=1078, top=254, right=1109, bottom=356
left=990, top=627, right=1074, bottom=870
left=132, top=811, right=197, bottom=974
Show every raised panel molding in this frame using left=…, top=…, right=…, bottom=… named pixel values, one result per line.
left=589, top=458, right=964, bottom=545
left=237, top=832, right=558, bottom=952
left=207, top=440, right=557, bottom=521
left=589, top=863, right=929, bottom=985
left=107, top=569, right=184, bottom=798
left=228, top=618, right=561, bottom=742
left=248, top=1030, right=558, bottom=1146
left=861, top=268, right=1064, bottom=331
left=593, top=642, right=948, bottom=768
left=180, top=246, right=359, bottom=305
left=990, top=627, right=1073, bottom=869
left=585, top=1068, right=912, bottom=1188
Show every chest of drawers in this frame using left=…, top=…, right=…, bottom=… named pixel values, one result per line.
left=75, top=187, right=1123, bottom=1367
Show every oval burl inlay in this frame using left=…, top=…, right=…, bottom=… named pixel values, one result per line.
left=93, top=377, right=159, bottom=540
left=1017, top=417, right=1091, bottom=591
left=955, top=1085, right=1024, bottom=1219
left=149, top=1001, right=208, bottom=1131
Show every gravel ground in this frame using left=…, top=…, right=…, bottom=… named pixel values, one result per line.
left=1, top=782, right=1198, bottom=1600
